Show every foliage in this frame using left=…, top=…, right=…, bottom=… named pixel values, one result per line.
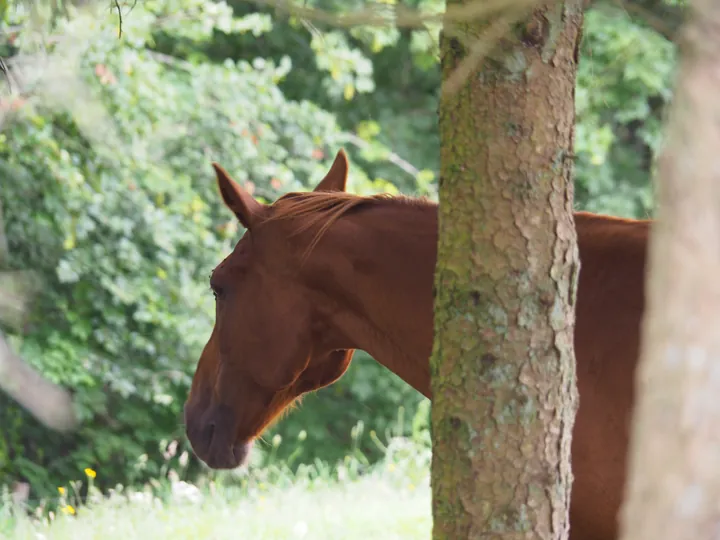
left=574, top=6, right=676, bottom=218
left=0, top=0, right=676, bottom=498
left=0, top=1, right=428, bottom=497
left=192, top=0, right=674, bottom=219
left=193, top=0, right=442, bottom=196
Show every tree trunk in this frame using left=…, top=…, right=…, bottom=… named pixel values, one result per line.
left=430, top=3, right=583, bottom=539
left=618, top=2, right=720, bottom=538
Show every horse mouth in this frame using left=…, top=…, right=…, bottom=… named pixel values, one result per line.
left=184, top=402, right=255, bottom=469
left=201, top=439, right=253, bottom=470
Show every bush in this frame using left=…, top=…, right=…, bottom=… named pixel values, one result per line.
left=0, top=0, right=676, bottom=500
left=0, top=5, right=428, bottom=499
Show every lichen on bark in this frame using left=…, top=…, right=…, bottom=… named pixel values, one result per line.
left=430, top=2, right=583, bottom=539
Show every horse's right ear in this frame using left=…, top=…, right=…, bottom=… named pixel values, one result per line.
left=212, top=163, right=263, bottom=230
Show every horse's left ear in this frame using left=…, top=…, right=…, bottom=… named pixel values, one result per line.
left=212, top=163, right=263, bottom=230
left=314, top=149, right=349, bottom=193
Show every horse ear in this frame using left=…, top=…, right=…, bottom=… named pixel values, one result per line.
left=314, top=149, right=349, bottom=193
left=212, top=163, right=263, bottom=230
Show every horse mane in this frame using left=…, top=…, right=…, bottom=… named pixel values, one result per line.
left=263, top=191, right=433, bottom=260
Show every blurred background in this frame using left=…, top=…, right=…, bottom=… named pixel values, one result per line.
left=0, top=0, right=673, bottom=536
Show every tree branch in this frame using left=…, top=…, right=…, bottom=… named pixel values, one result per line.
left=599, top=0, right=684, bottom=42
left=0, top=329, right=79, bottom=432
left=0, top=200, right=79, bottom=433
left=342, top=133, right=421, bottom=177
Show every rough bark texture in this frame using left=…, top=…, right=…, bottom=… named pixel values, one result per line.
left=618, top=4, right=720, bottom=539
left=430, top=3, right=583, bottom=539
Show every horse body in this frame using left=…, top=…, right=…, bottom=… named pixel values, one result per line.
left=185, top=150, right=649, bottom=540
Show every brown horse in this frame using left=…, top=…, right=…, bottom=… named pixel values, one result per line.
left=184, top=149, right=647, bottom=540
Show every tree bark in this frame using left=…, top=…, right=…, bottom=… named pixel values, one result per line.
left=618, top=2, right=720, bottom=538
left=430, top=3, right=583, bottom=539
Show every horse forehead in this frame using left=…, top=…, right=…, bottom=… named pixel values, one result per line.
left=212, top=241, right=252, bottom=280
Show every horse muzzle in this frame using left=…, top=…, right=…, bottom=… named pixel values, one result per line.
left=184, top=400, right=253, bottom=469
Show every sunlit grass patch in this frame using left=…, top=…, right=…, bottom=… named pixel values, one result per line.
left=8, top=476, right=430, bottom=539
left=2, top=432, right=432, bottom=540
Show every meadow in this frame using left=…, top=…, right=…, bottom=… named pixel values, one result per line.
left=0, top=433, right=432, bottom=540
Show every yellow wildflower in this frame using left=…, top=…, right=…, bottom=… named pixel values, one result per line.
left=84, top=468, right=96, bottom=479
left=61, top=505, right=76, bottom=515
left=57, top=487, right=65, bottom=495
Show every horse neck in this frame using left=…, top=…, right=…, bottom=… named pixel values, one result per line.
left=305, top=201, right=438, bottom=398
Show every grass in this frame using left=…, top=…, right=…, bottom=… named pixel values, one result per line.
left=1, top=433, right=432, bottom=540
left=5, top=475, right=431, bottom=539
